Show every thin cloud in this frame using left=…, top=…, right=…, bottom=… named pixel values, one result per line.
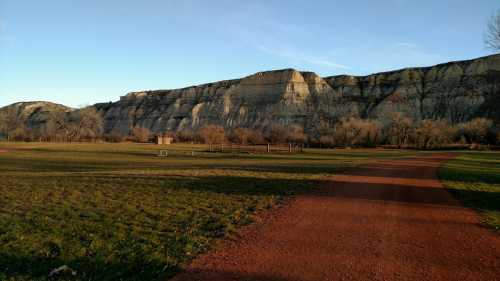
left=395, top=42, right=417, bottom=48
left=257, top=45, right=350, bottom=70
left=301, top=56, right=350, bottom=69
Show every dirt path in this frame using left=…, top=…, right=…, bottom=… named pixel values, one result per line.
left=172, top=154, right=500, bottom=281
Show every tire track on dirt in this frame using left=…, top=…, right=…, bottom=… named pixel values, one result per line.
left=172, top=154, right=500, bottom=281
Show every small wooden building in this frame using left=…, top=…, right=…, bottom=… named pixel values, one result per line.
left=155, top=135, right=173, bottom=145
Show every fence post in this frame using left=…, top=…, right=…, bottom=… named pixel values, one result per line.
left=221, top=143, right=224, bottom=153
left=267, top=143, right=270, bottom=153
left=289, top=143, right=292, bottom=153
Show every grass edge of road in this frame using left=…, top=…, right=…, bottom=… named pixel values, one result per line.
left=438, top=151, right=500, bottom=231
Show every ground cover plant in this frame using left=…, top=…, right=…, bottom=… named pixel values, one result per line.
left=0, top=142, right=416, bottom=281
left=439, top=151, right=500, bottom=230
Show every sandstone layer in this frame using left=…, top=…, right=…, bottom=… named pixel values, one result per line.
left=0, top=101, right=72, bottom=129
left=2, top=54, right=499, bottom=137
left=94, top=54, right=500, bottom=136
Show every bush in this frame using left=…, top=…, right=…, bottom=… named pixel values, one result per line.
left=385, top=112, right=412, bottom=147
left=319, top=135, right=335, bottom=148
left=175, top=129, right=196, bottom=143
left=287, top=125, right=307, bottom=144
left=247, top=128, right=266, bottom=145
left=411, top=119, right=456, bottom=149
left=103, top=130, right=126, bottom=143
left=230, top=128, right=252, bottom=144
left=264, top=123, right=288, bottom=143
left=332, top=117, right=381, bottom=147
left=459, top=118, right=494, bottom=144
left=131, top=127, right=152, bottom=143
left=198, top=125, right=226, bottom=144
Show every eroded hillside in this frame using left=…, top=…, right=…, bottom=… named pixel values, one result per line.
left=2, top=54, right=499, bottom=138
left=94, top=54, right=500, bottom=136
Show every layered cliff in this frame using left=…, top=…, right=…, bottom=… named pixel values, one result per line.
left=94, top=54, right=500, bottom=136
left=2, top=54, right=499, bottom=137
left=0, top=101, right=72, bottom=129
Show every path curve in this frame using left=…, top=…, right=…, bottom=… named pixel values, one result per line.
left=172, top=154, right=500, bottom=281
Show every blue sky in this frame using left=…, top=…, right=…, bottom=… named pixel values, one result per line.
left=1, top=0, right=499, bottom=108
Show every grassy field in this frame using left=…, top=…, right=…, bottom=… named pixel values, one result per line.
left=0, top=142, right=416, bottom=281
left=439, top=151, right=500, bottom=230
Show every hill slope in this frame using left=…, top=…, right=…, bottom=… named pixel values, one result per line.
left=95, top=54, right=500, bottom=136
left=2, top=54, right=499, bottom=137
left=0, top=101, right=72, bottom=130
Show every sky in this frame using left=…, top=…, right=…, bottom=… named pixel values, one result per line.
left=0, top=0, right=499, bottom=108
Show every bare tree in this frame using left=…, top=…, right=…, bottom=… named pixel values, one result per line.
left=2, top=107, right=27, bottom=141
left=317, top=126, right=336, bottom=147
left=333, top=117, right=381, bottom=147
left=460, top=118, right=493, bottom=144
left=265, top=123, right=288, bottom=143
left=287, top=124, right=307, bottom=144
left=339, top=118, right=365, bottom=147
left=0, top=106, right=103, bottom=142
left=132, top=127, right=152, bottom=143
left=41, top=115, right=61, bottom=141
left=103, top=129, right=126, bottom=143
left=319, top=135, right=335, bottom=148
left=70, top=107, right=103, bottom=141
left=45, top=110, right=73, bottom=141
left=176, top=129, right=197, bottom=143
left=0, top=111, right=7, bottom=138
left=246, top=128, right=265, bottom=145
left=361, top=120, right=382, bottom=146
left=485, top=10, right=500, bottom=51
left=386, top=112, right=413, bottom=147
left=198, top=125, right=226, bottom=144
left=412, top=119, right=456, bottom=149
left=231, top=128, right=252, bottom=144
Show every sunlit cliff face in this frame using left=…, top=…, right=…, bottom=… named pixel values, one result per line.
left=3, top=54, right=499, bottom=139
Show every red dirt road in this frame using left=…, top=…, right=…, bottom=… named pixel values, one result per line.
left=172, top=154, right=500, bottom=281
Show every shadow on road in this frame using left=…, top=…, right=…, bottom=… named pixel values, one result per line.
left=173, top=269, right=297, bottom=281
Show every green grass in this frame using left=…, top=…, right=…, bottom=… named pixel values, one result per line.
left=0, top=142, right=417, bottom=281
left=439, top=151, right=500, bottom=230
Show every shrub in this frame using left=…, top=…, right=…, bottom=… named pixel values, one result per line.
left=264, top=123, right=288, bottom=143
left=319, top=135, right=335, bottom=148
left=131, top=127, right=152, bottom=143
left=198, top=125, right=226, bottom=144
left=231, top=128, right=252, bottom=144
left=332, top=117, right=381, bottom=147
left=459, top=118, right=494, bottom=144
left=176, top=129, right=196, bottom=143
left=386, top=112, right=413, bottom=147
left=287, top=125, right=307, bottom=144
left=103, top=130, right=126, bottom=143
left=411, top=119, right=456, bottom=149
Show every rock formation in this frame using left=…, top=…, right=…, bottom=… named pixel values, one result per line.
left=2, top=54, right=499, bottom=138
left=94, top=54, right=500, bottom=136
left=0, top=101, right=72, bottom=130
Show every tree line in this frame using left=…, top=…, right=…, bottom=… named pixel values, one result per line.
left=0, top=107, right=103, bottom=142
left=131, top=114, right=498, bottom=149
left=1, top=108, right=498, bottom=149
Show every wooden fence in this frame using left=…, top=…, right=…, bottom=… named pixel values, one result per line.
left=207, top=143, right=304, bottom=153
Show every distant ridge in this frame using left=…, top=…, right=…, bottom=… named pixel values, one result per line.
left=2, top=54, right=500, bottom=138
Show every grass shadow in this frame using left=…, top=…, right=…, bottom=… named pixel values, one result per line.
left=439, top=152, right=500, bottom=229
left=0, top=253, right=180, bottom=281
